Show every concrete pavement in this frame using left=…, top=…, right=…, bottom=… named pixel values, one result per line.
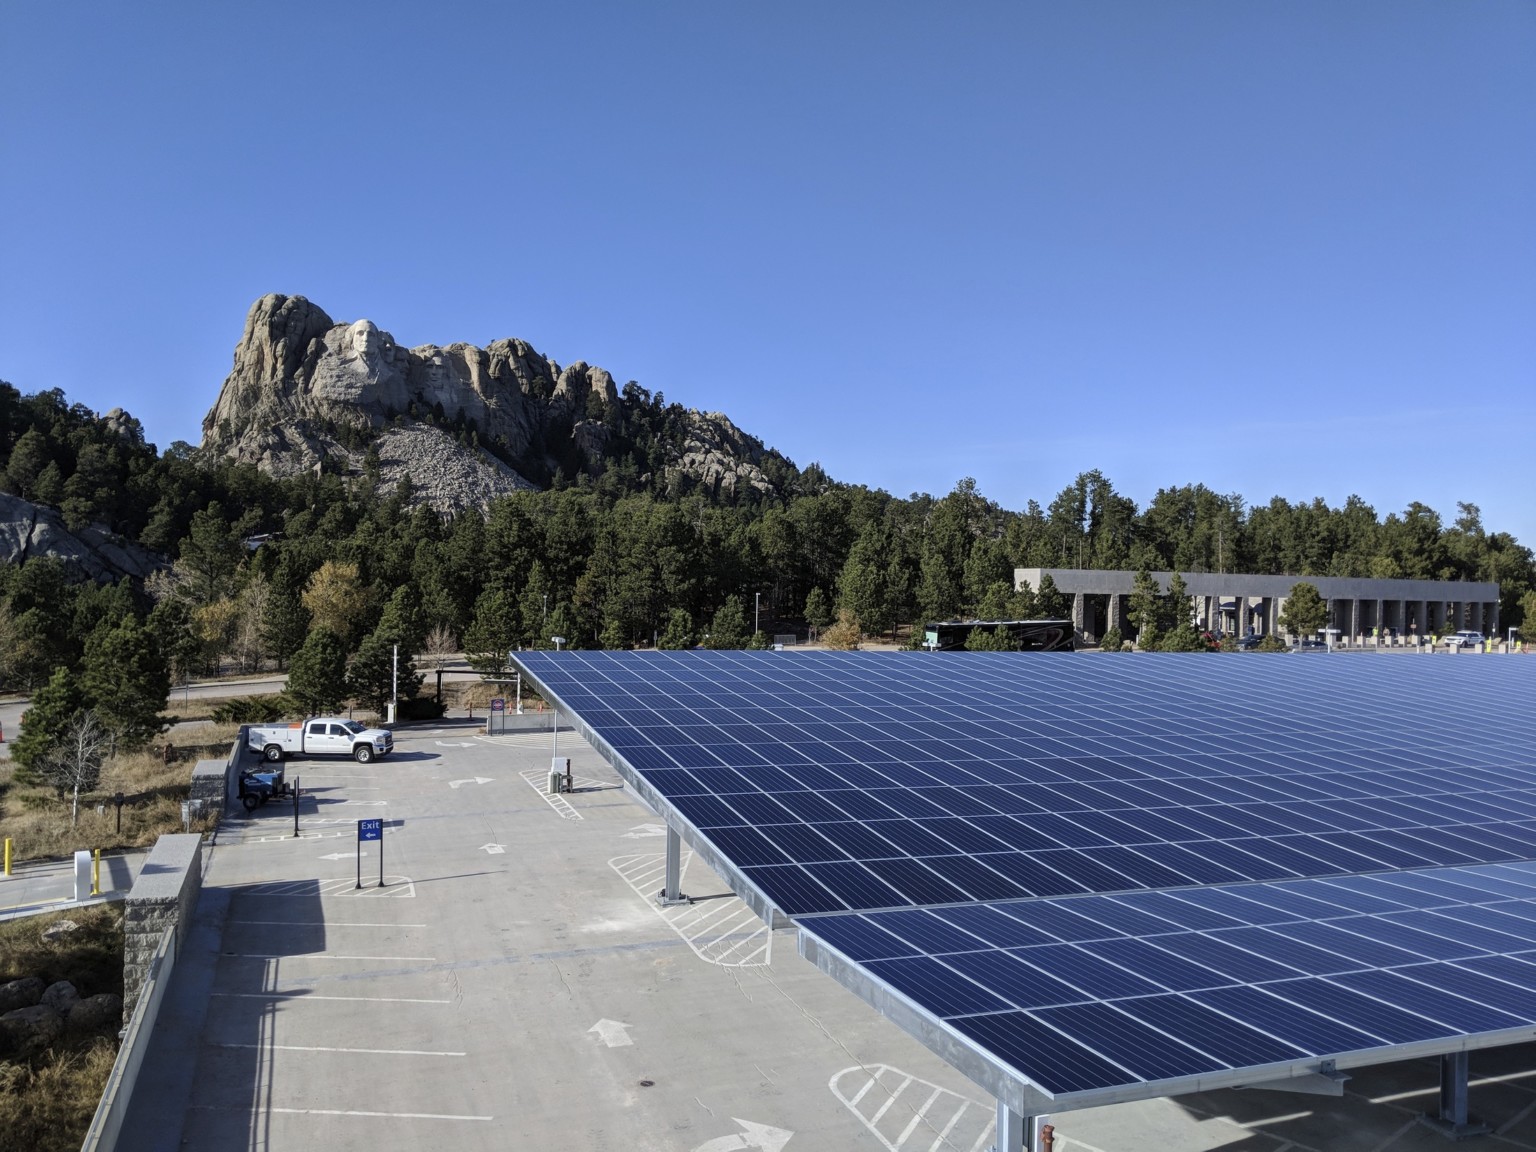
left=111, top=724, right=1536, bottom=1152
left=0, top=849, right=146, bottom=920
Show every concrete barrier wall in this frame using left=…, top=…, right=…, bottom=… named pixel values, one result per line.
left=79, top=924, right=176, bottom=1152
left=122, top=833, right=203, bottom=1018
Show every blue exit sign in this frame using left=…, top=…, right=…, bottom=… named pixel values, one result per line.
left=358, top=818, right=383, bottom=841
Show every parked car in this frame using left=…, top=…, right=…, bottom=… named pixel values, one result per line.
left=1444, top=630, right=1485, bottom=649
left=1236, top=634, right=1263, bottom=650
left=1293, top=638, right=1328, bottom=652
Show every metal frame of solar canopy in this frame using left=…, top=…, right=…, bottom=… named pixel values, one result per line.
left=513, top=650, right=1536, bottom=1130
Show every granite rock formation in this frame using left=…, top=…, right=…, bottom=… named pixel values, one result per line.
left=200, top=294, right=778, bottom=512
left=0, top=490, right=166, bottom=582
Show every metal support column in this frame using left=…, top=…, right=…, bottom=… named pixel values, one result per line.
left=1418, top=1051, right=1489, bottom=1139
left=993, top=1102, right=1046, bottom=1152
left=657, top=825, right=691, bottom=906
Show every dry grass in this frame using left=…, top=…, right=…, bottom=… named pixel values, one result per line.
left=0, top=734, right=234, bottom=864
left=0, top=1038, right=118, bottom=1152
left=0, top=906, right=124, bottom=1152
left=0, top=904, right=123, bottom=995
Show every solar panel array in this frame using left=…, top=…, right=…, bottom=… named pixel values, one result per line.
left=514, top=649, right=1536, bottom=1103
left=805, top=861, right=1536, bottom=1099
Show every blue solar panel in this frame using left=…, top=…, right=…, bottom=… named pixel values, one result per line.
left=515, top=650, right=1536, bottom=1102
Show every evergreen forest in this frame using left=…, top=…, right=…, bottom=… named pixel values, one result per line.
left=1, top=380, right=1532, bottom=749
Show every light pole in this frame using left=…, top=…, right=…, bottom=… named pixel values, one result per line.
left=754, top=592, right=761, bottom=638
left=552, top=635, right=565, bottom=651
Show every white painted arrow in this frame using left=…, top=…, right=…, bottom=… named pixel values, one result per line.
left=449, top=777, right=493, bottom=789
left=587, top=1019, right=633, bottom=1048
left=693, top=1119, right=793, bottom=1152
left=622, top=823, right=667, bottom=839
left=318, top=852, right=353, bottom=861
left=436, top=740, right=475, bottom=747
left=480, top=844, right=505, bottom=855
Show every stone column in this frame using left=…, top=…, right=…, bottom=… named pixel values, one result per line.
left=1490, top=600, right=1500, bottom=638
left=123, top=834, right=205, bottom=1017
left=1107, top=594, right=1124, bottom=631
left=1072, top=592, right=1087, bottom=637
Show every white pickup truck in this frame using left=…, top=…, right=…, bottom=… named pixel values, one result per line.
left=248, top=718, right=394, bottom=763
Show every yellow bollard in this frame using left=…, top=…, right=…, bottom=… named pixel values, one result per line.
left=92, top=849, right=100, bottom=896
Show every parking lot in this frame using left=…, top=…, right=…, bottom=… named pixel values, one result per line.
left=116, top=723, right=1536, bottom=1152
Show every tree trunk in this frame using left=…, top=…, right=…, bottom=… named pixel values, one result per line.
left=72, top=782, right=79, bottom=826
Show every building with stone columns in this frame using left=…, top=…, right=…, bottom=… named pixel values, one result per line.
left=1015, top=568, right=1501, bottom=645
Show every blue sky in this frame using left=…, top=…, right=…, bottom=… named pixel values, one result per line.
left=2, top=2, right=1532, bottom=543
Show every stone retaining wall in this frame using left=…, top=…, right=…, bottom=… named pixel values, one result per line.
left=188, top=759, right=226, bottom=814
left=122, top=833, right=203, bottom=1017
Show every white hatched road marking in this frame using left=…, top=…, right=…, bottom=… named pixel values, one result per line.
left=609, top=852, right=771, bottom=967
left=238, top=877, right=417, bottom=898
left=518, top=768, right=607, bottom=820
left=830, top=1065, right=996, bottom=1152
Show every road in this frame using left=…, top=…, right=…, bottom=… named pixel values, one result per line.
left=0, top=658, right=495, bottom=759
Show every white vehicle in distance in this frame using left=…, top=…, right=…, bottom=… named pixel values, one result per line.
left=248, top=717, right=394, bottom=763
left=1443, top=630, right=1485, bottom=650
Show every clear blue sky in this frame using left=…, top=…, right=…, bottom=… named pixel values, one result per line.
left=3, top=2, right=1532, bottom=543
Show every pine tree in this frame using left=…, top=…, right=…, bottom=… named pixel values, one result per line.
left=658, top=608, right=694, bottom=649
left=11, top=667, right=86, bottom=783
left=706, top=596, right=749, bottom=649
left=286, top=629, right=350, bottom=714
left=81, top=616, right=169, bottom=749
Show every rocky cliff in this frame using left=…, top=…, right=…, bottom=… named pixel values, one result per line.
left=200, top=295, right=779, bottom=512
left=0, top=491, right=166, bottom=582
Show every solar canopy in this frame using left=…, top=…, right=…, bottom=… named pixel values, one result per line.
left=513, top=649, right=1536, bottom=1112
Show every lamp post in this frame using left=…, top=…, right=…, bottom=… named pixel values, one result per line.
left=551, top=635, right=566, bottom=651
left=755, top=592, right=761, bottom=638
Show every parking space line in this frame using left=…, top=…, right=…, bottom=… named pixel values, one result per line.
left=212, top=992, right=451, bottom=1004
left=226, top=953, right=437, bottom=961
left=214, top=1042, right=465, bottom=1057
left=195, top=1106, right=493, bottom=1121
left=272, top=1108, right=491, bottom=1120
left=224, top=927, right=427, bottom=933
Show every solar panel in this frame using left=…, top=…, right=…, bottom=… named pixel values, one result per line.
left=513, top=649, right=1536, bottom=1109
left=517, top=651, right=1536, bottom=918
left=802, top=860, right=1536, bottom=1100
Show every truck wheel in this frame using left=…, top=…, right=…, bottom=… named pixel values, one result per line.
left=242, top=793, right=260, bottom=811
left=264, top=744, right=283, bottom=762
left=354, top=744, right=375, bottom=764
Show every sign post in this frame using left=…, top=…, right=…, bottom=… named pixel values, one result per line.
left=357, top=818, right=383, bottom=889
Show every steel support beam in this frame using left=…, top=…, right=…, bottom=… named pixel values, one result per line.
left=657, top=825, right=691, bottom=906
left=993, top=1102, right=1048, bottom=1152
left=1418, top=1051, right=1489, bottom=1139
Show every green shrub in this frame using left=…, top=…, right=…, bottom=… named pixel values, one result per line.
left=210, top=695, right=293, bottom=724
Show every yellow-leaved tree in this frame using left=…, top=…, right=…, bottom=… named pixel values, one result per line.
left=302, top=561, right=367, bottom=642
